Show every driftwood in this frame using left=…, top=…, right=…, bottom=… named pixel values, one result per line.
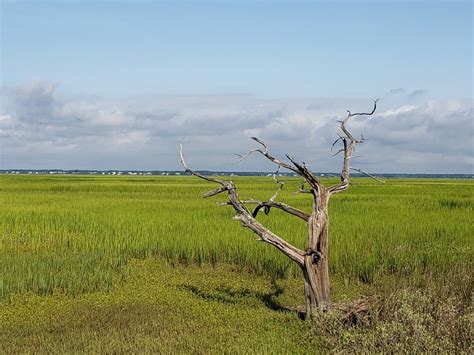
left=180, top=100, right=381, bottom=318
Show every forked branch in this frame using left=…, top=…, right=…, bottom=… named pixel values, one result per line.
left=237, top=137, right=323, bottom=192
left=342, top=99, right=379, bottom=142
left=236, top=137, right=298, bottom=173
left=243, top=199, right=310, bottom=221
left=328, top=100, right=379, bottom=195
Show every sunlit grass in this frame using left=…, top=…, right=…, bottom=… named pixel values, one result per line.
left=0, top=175, right=472, bottom=299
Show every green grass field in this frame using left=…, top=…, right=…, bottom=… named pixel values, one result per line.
left=0, top=175, right=472, bottom=352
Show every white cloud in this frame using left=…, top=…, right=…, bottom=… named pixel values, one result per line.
left=380, top=105, right=418, bottom=117
left=0, top=81, right=472, bottom=173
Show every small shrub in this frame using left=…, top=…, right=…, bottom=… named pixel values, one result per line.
left=311, top=284, right=472, bottom=352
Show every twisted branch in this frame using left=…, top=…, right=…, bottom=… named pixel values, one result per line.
left=180, top=144, right=305, bottom=265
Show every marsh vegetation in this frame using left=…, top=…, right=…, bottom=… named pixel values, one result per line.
left=0, top=175, right=472, bottom=352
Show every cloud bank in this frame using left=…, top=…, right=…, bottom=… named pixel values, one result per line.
left=1, top=81, right=472, bottom=173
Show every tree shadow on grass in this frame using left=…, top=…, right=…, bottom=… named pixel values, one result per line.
left=178, top=279, right=305, bottom=318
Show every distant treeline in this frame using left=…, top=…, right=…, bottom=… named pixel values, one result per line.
left=0, top=169, right=472, bottom=179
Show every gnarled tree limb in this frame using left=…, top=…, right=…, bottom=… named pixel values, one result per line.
left=180, top=144, right=305, bottom=266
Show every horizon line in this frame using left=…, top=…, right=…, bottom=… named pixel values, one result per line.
left=0, top=169, right=472, bottom=178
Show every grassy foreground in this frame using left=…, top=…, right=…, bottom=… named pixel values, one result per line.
left=0, top=175, right=472, bottom=352
left=0, top=257, right=470, bottom=353
left=0, top=258, right=317, bottom=353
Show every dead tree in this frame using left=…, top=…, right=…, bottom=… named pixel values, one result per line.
left=180, top=100, right=379, bottom=317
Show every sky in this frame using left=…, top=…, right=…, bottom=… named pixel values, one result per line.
left=0, top=0, right=472, bottom=173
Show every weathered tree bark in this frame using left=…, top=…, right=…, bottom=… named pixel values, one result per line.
left=180, top=100, right=381, bottom=319
left=303, top=195, right=331, bottom=313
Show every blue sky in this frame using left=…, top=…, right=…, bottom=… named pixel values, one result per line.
left=2, top=0, right=472, bottom=98
left=0, top=1, right=473, bottom=172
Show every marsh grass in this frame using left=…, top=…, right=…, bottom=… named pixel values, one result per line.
left=0, top=257, right=470, bottom=353
left=0, top=175, right=472, bottom=352
left=0, top=175, right=472, bottom=300
left=0, top=258, right=317, bottom=353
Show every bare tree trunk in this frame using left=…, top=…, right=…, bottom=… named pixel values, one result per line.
left=303, top=200, right=331, bottom=316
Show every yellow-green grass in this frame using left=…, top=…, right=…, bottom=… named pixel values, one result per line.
left=1, top=257, right=469, bottom=353
left=0, top=175, right=472, bottom=300
left=0, top=258, right=317, bottom=353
